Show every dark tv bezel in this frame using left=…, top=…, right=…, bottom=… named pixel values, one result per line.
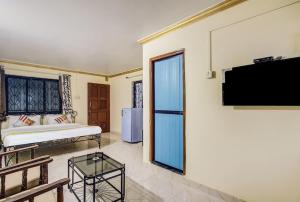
left=222, top=57, right=300, bottom=106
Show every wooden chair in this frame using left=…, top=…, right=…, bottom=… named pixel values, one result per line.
left=0, top=144, right=39, bottom=168
left=2, top=178, right=70, bottom=202
left=0, top=145, right=69, bottom=202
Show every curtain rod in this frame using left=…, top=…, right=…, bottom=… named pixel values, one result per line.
left=3, top=67, right=60, bottom=76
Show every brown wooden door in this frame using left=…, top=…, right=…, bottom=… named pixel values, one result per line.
left=88, top=83, right=110, bottom=132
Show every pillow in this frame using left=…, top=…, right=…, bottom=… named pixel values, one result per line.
left=13, top=115, right=35, bottom=127
left=7, top=116, right=19, bottom=128
left=45, top=114, right=72, bottom=124
left=27, top=115, right=41, bottom=125
left=54, top=115, right=70, bottom=124
left=8, top=115, right=41, bottom=128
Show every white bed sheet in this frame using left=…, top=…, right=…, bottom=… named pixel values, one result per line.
left=1, top=123, right=102, bottom=147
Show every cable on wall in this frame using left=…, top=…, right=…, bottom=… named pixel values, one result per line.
left=208, top=0, right=300, bottom=79
left=126, top=74, right=142, bottom=79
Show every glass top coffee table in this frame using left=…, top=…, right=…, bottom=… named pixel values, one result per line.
left=68, top=152, right=125, bottom=202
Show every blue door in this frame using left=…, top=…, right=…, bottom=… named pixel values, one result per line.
left=153, top=53, right=184, bottom=172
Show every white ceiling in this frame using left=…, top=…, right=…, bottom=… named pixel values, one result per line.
left=0, top=0, right=222, bottom=74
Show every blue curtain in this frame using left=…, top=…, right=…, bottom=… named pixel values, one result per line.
left=154, top=54, right=184, bottom=171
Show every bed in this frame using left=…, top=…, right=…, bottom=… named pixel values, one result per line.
left=1, top=123, right=102, bottom=150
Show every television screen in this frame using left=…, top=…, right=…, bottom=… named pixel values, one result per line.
left=222, top=57, right=300, bottom=106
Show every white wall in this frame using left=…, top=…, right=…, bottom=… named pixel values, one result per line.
left=110, top=71, right=143, bottom=134
left=142, top=0, right=300, bottom=201
left=0, top=62, right=109, bottom=125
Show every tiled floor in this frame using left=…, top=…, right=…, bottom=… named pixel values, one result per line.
left=12, top=133, right=245, bottom=202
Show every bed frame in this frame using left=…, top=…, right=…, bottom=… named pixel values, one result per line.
left=1, top=133, right=101, bottom=167
left=0, top=112, right=101, bottom=148
left=0, top=112, right=102, bottom=167
left=2, top=133, right=101, bottom=151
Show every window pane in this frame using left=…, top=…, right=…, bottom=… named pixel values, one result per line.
left=154, top=113, right=183, bottom=170
left=154, top=55, right=183, bottom=111
left=7, top=77, right=27, bottom=113
left=45, top=80, right=61, bottom=113
left=28, top=79, right=44, bottom=113
left=133, top=81, right=143, bottom=108
left=6, top=76, right=62, bottom=115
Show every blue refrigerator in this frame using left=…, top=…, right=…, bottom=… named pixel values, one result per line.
left=121, top=108, right=143, bottom=143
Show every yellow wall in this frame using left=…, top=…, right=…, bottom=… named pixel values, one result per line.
left=142, top=0, right=300, bottom=201
left=0, top=62, right=108, bottom=125
left=110, top=71, right=143, bottom=133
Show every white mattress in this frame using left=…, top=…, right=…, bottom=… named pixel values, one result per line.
left=1, top=123, right=102, bottom=147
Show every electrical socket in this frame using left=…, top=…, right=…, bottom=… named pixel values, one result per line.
left=207, top=70, right=216, bottom=79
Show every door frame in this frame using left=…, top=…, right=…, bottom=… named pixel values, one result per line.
left=149, top=49, right=186, bottom=174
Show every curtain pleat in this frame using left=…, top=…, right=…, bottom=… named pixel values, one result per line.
left=0, top=66, right=6, bottom=121
left=59, top=74, right=73, bottom=114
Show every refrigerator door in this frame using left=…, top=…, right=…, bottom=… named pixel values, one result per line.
left=131, top=108, right=143, bottom=142
left=121, top=108, right=132, bottom=142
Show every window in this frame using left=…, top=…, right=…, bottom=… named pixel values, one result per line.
left=133, top=80, right=143, bottom=108
left=6, top=75, right=62, bottom=115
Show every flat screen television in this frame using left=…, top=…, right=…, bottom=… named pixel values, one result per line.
left=222, top=57, right=300, bottom=106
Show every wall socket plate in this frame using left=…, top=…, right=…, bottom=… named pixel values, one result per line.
left=207, top=70, right=216, bottom=79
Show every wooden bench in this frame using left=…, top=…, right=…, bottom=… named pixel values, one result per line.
left=0, top=144, right=38, bottom=168
left=3, top=178, right=70, bottom=202
left=0, top=145, right=69, bottom=202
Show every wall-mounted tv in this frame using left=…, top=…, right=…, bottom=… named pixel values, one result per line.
left=222, top=57, right=300, bottom=106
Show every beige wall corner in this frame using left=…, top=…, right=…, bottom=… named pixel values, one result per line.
left=110, top=71, right=143, bottom=134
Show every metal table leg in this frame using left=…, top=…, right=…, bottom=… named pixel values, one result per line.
left=67, top=160, right=70, bottom=189
left=93, top=177, right=96, bottom=201
left=83, top=177, right=86, bottom=202
left=72, top=158, right=75, bottom=190
left=121, top=167, right=125, bottom=201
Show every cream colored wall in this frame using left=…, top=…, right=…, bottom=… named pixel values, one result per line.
left=0, top=62, right=142, bottom=134
left=110, top=71, right=143, bottom=134
left=0, top=62, right=108, bottom=126
left=142, top=0, right=300, bottom=202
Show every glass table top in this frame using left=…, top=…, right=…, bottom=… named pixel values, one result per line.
left=70, top=152, right=124, bottom=177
